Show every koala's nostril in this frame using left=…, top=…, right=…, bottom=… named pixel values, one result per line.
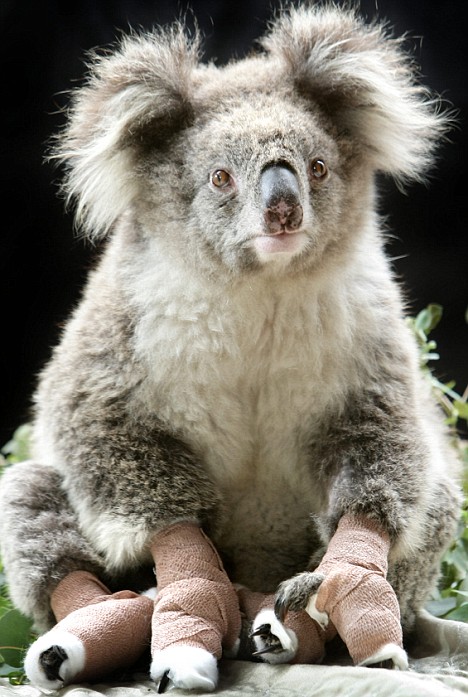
left=264, top=201, right=303, bottom=234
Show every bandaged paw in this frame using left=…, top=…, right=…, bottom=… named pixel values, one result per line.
left=251, top=609, right=298, bottom=663
left=310, top=514, right=408, bottom=669
left=237, top=586, right=327, bottom=664
left=151, top=645, right=218, bottom=692
left=150, top=522, right=241, bottom=690
left=25, top=570, right=153, bottom=688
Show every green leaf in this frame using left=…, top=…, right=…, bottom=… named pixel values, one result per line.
left=0, top=663, right=22, bottom=677
left=452, top=589, right=468, bottom=600
left=426, top=597, right=457, bottom=617
left=0, top=424, right=32, bottom=465
left=0, top=609, right=33, bottom=668
left=414, top=304, right=443, bottom=336
left=0, top=597, right=13, bottom=618
left=445, top=603, right=468, bottom=622
left=453, top=401, right=468, bottom=421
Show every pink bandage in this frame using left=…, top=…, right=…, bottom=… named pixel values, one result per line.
left=50, top=570, right=153, bottom=682
left=237, top=587, right=332, bottom=664
left=150, top=522, right=241, bottom=659
left=312, top=514, right=405, bottom=666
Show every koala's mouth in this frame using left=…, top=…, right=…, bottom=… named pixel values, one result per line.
left=253, top=231, right=307, bottom=258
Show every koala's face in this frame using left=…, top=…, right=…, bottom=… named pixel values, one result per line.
left=189, top=95, right=344, bottom=274
left=137, top=88, right=366, bottom=276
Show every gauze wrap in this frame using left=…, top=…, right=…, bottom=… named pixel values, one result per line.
left=150, top=522, right=241, bottom=659
left=311, top=514, right=406, bottom=666
left=50, top=570, right=153, bottom=681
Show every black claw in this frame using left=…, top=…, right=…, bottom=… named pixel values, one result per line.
left=40, top=645, right=68, bottom=682
left=252, top=646, right=278, bottom=656
left=249, top=623, right=272, bottom=638
left=252, top=644, right=281, bottom=657
left=158, top=670, right=170, bottom=693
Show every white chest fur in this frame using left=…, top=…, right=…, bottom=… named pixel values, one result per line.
left=129, top=254, right=360, bottom=525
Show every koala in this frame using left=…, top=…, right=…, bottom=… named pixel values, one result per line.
left=0, top=3, right=462, bottom=692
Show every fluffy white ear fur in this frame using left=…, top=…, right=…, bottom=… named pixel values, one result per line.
left=263, top=5, right=451, bottom=183
left=52, top=25, right=199, bottom=240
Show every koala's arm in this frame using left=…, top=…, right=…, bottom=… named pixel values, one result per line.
left=274, top=337, right=449, bottom=668
left=315, top=378, right=428, bottom=544
left=32, top=289, right=220, bottom=571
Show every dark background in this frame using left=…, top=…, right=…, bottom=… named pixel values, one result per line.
left=1, top=0, right=467, bottom=447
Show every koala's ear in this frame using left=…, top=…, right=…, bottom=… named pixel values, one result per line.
left=262, top=6, right=450, bottom=183
left=52, top=25, right=199, bottom=240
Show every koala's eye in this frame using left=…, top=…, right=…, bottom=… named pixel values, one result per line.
left=310, top=158, right=328, bottom=181
left=211, top=170, right=232, bottom=188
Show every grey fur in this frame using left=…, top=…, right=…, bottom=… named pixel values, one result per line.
left=0, top=3, right=462, bottom=647
left=0, top=463, right=105, bottom=631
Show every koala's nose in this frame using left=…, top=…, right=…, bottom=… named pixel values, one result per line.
left=260, top=164, right=303, bottom=234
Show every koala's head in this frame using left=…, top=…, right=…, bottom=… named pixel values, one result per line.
left=54, top=6, right=448, bottom=276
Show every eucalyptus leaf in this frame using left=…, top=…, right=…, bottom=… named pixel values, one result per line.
left=445, top=603, right=468, bottom=622
left=414, top=304, right=443, bottom=336
left=0, top=424, right=32, bottom=464
left=0, top=609, right=33, bottom=668
left=454, top=401, right=468, bottom=420
left=0, top=663, right=22, bottom=677
left=426, top=597, right=457, bottom=617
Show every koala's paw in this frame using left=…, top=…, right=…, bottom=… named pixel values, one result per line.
left=249, top=609, right=298, bottom=664
left=275, top=571, right=327, bottom=626
left=24, top=629, right=85, bottom=689
left=150, top=645, right=218, bottom=693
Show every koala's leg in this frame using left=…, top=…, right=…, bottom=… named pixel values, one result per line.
left=0, top=461, right=105, bottom=631
left=24, top=571, right=153, bottom=690
left=275, top=478, right=461, bottom=670
left=276, top=514, right=409, bottom=670
left=150, top=522, right=241, bottom=692
left=236, top=586, right=334, bottom=664
left=387, top=476, right=461, bottom=634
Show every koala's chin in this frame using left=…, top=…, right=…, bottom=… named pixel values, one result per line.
left=252, top=230, right=309, bottom=264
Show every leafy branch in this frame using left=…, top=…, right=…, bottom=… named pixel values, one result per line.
left=408, top=304, right=468, bottom=431
left=408, top=304, right=468, bottom=621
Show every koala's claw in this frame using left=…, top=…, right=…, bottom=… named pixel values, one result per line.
left=250, top=624, right=284, bottom=656
left=157, top=669, right=170, bottom=693
left=275, top=571, right=326, bottom=621
left=252, top=644, right=283, bottom=657
left=249, top=623, right=273, bottom=639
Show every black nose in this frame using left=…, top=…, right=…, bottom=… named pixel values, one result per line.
left=260, top=165, right=303, bottom=234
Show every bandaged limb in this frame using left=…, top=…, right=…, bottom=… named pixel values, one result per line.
left=306, top=514, right=408, bottom=669
left=24, top=570, right=153, bottom=689
left=150, top=522, right=241, bottom=692
left=237, top=586, right=333, bottom=664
